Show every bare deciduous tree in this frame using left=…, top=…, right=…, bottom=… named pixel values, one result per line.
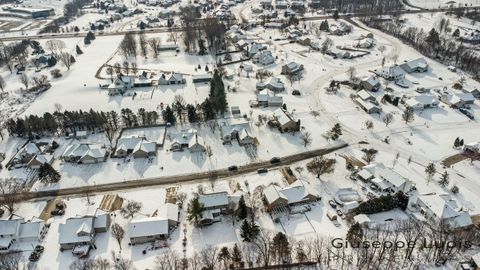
left=382, top=113, right=393, bottom=127
left=111, top=222, right=125, bottom=250
left=0, top=179, right=23, bottom=214
left=120, top=200, right=142, bottom=218
left=301, top=131, right=312, bottom=147
left=147, top=38, right=161, bottom=58
left=58, top=52, right=74, bottom=70
left=0, top=75, right=5, bottom=92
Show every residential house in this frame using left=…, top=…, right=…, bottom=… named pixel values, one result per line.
left=355, top=38, right=375, bottom=49
left=198, top=192, right=230, bottom=225
left=400, top=58, right=429, bottom=73
left=158, top=72, right=186, bottom=85
left=58, top=216, right=96, bottom=252
left=62, top=143, right=107, bottom=164
left=115, top=136, right=157, bottom=158
left=255, top=90, right=283, bottom=107
left=220, top=120, right=255, bottom=145
left=93, top=210, right=111, bottom=233
left=128, top=203, right=179, bottom=245
left=27, top=154, right=52, bottom=169
left=411, top=194, right=473, bottom=229
left=260, top=0, right=272, bottom=8
left=0, top=216, right=48, bottom=252
left=245, top=43, right=266, bottom=57
left=440, top=92, right=475, bottom=108
left=158, top=44, right=180, bottom=52
left=281, top=62, right=304, bottom=75
left=360, top=76, right=381, bottom=92
left=256, top=77, right=285, bottom=92
left=252, top=50, right=275, bottom=66
left=297, top=36, right=311, bottom=46
left=14, top=142, right=41, bottom=165
left=269, top=108, right=301, bottom=133
left=75, top=131, right=88, bottom=139
left=275, top=0, right=288, bottom=8
left=463, top=142, right=480, bottom=155
left=354, top=98, right=382, bottom=114
left=461, top=88, right=480, bottom=99
left=170, top=130, right=206, bottom=153
left=373, top=65, right=405, bottom=81
left=405, top=94, right=439, bottom=111
left=357, top=163, right=413, bottom=193
left=263, top=180, right=320, bottom=211
left=357, top=90, right=376, bottom=102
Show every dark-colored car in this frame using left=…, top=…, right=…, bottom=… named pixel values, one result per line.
left=270, top=157, right=281, bottom=164
left=328, top=200, right=337, bottom=208
left=459, top=108, right=474, bottom=120
left=336, top=209, right=344, bottom=217
left=228, top=165, right=238, bottom=171
left=292, top=90, right=301, bottom=96
left=257, top=168, right=268, bottom=174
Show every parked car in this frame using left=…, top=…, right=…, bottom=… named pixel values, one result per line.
left=228, top=165, right=238, bottom=171
left=328, top=200, right=337, bottom=208
left=336, top=209, right=344, bottom=217
left=370, top=184, right=378, bottom=191
left=459, top=108, right=474, bottom=120
left=29, top=245, right=44, bottom=262
left=292, top=90, right=301, bottom=96
left=257, top=168, right=268, bottom=174
left=270, top=157, right=281, bottom=164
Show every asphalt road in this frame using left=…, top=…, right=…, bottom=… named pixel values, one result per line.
left=0, top=5, right=478, bottom=41
left=10, top=143, right=348, bottom=201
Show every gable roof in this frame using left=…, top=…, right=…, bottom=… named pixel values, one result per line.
left=128, top=217, right=169, bottom=238
left=199, top=192, right=229, bottom=208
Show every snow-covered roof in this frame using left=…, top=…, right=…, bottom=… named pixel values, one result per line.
left=353, top=214, right=371, bottom=225
left=117, top=136, right=155, bottom=154
left=22, top=142, right=40, bottom=156
left=128, top=217, right=169, bottom=238
left=357, top=90, right=374, bottom=101
left=406, top=94, right=439, bottom=108
left=199, top=192, right=229, bottom=208
left=58, top=216, right=94, bottom=245
left=18, top=219, right=44, bottom=239
left=417, top=194, right=472, bottom=228
left=63, top=143, right=106, bottom=160
left=263, top=185, right=287, bottom=204
left=264, top=180, right=319, bottom=205
left=362, top=163, right=407, bottom=189
left=0, top=219, right=21, bottom=236
left=400, top=58, right=428, bottom=71
left=272, top=108, right=296, bottom=126
left=157, top=203, right=179, bottom=222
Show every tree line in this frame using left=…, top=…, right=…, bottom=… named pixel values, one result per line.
left=5, top=108, right=159, bottom=138
left=362, top=16, right=480, bottom=78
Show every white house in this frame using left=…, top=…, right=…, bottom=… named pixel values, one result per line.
left=360, top=76, right=381, bottom=92
left=263, top=180, right=320, bottom=211
left=198, top=192, right=230, bottom=225
left=158, top=72, right=186, bottom=85
left=440, top=92, right=475, bottom=108
left=374, top=65, right=405, bottom=81
left=0, top=216, right=48, bottom=252
left=412, top=194, right=472, bottom=229
left=256, top=90, right=283, bottom=107
left=115, top=136, right=156, bottom=158
left=400, top=58, right=429, bottom=73
left=357, top=163, right=414, bottom=193
left=62, top=143, right=107, bottom=164
left=405, top=94, right=439, bottom=111
left=252, top=50, right=274, bottom=66
left=129, top=217, right=169, bottom=245
left=170, top=129, right=206, bottom=153
left=220, top=120, right=255, bottom=145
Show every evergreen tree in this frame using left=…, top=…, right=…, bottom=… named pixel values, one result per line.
left=38, top=163, right=61, bottom=183
left=162, top=105, right=176, bottom=125
left=237, top=195, right=248, bottom=219
left=187, top=197, right=204, bottom=225
left=76, top=45, right=83, bottom=55
left=329, top=123, right=342, bottom=140
left=454, top=137, right=460, bottom=148
left=47, top=56, right=57, bottom=67
left=452, top=28, right=460, bottom=37
left=346, top=222, right=363, bottom=244
left=240, top=220, right=259, bottom=242
left=425, top=162, right=436, bottom=183
left=186, top=104, right=198, bottom=123
left=333, top=10, right=339, bottom=20
left=84, top=36, right=91, bottom=45
left=271, top=232, right=290, bottom=263
left=198, top=39, right=207, bottom=55
left=231, top=243, right=242, bottom=268
left=87, top=31, right=95, bottom=40
left=439, top=171, right=450, bottom=187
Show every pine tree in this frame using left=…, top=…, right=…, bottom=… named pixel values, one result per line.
left=231, top=243, right=242, bottom=268
left=272, top=232, right=290, bottom=263
left=329, top=123, right=342, bottom=140
left=454, top=137, right=460, bottom=148
left=346, top=222, right=363, bottom=244
left=187, top=197, right=204, bottom=225
left=38, top=163, right=61, bottom=183
left=439, top=171, right=450, bottom=187
left=162, top=105, right=176, bottom=125
left=333, top=10, right=339, bottom=20
left=240, top=220, right=259, bottom=242
left=237, top=195, right=248, bottom=219
left=76, top=45, right=83, bottom=55
left=84, top=36, right=91, bottom=45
